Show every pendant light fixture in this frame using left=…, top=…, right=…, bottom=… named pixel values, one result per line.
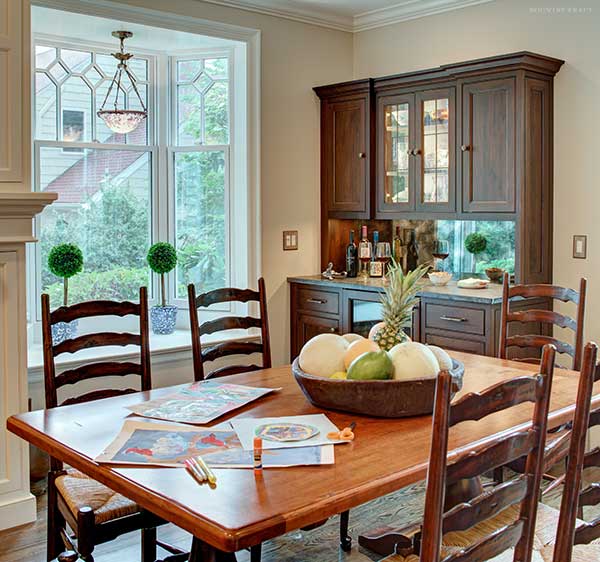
left=97, top=31, right=147, bottom=134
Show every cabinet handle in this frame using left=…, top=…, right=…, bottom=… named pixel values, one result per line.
left=306, top=298, right=327, bottom=304
left=461, top=144, right=471, bottom=152
left=358, top=152, right=366, bottom=159
left=440, top=315, right=467, bottom=323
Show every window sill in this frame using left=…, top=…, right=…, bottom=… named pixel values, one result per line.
left=27, top=329, right=259, bottom=383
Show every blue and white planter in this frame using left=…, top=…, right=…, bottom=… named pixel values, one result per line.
left=151, top=305, right=178, bottom=335
left=51, top=319, right=79, bottom=345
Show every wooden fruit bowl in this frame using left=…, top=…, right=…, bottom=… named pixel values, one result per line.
left=292, top=358, right=464, bottom=418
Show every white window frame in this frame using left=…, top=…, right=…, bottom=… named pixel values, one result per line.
left=29, top=33, right=245, bottom=335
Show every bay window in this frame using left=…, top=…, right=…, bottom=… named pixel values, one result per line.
left=31, top=39, right=241, bottom=326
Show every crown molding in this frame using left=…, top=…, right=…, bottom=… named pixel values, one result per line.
left=355, top=0, right=493, bottom=31
left=201, top=0, right=354, bottom=31
left=200, top=0, right=494, bottom=33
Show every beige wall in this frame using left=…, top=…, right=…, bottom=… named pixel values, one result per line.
left=116, top=0, right=354, bottom=365
left=355, top=0, right=600, bottom=345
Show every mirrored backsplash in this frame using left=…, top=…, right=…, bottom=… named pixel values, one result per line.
left=392, top=219, right=516, bottom=276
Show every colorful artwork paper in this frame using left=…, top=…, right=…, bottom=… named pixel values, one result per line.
left=95, top=420, right=333, bottom=467
left=126, top=381, right=279, bottom=424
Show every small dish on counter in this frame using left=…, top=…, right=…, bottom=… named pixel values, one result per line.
left=485, top=267, right=505, bottom=283
left=457, top=278, right=490, bottom=290
left=428, top=271, right=452, bottom=286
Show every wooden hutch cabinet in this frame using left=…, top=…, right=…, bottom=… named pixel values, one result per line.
left=315, top=52, right=563, bottom=284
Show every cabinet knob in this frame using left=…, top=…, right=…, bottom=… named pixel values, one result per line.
left=329, top=327, right=336, bottom=332
left=461, top=144, right=471, bottom=152
left=358, top=152, right=366, bottom=159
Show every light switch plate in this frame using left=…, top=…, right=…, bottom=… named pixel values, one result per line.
left=573, top=235, right=587, bottom=259
left=283, top=230, right=298, bottom=251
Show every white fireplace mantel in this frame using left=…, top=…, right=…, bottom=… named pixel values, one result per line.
left=0, top=191, right=56, bottom=530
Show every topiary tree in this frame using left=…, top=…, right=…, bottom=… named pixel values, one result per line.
left=147, top=242, right=177, bottom=307
left=48, top=243, right=84, bottom=306
left=464, top=232, right=488, bottom=272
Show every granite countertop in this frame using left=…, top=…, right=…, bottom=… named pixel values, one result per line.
left=287, top=274, right=505, bottom=304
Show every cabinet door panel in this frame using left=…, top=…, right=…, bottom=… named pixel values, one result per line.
left=324, top=98, right=368, bottom=216
left=415, top=88, right=455, bottom=212
left=293, top=314, right=340, bottom=359
left=0, top=0, right=26, bottom=183
left=424, top=332, right=486, bottom=355
left=461, top=77, right=516, bottom=213
left=376, top=94, right=415, bottom=215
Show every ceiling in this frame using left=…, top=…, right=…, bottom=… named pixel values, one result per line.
left=201, top=0, right=494, bottom=32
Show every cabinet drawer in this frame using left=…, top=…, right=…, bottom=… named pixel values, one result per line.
left=425, top=333, right=486, bottom=355
left=425, top=302, right=485, bottom=336
left=297, top=287, right=339, bottom=315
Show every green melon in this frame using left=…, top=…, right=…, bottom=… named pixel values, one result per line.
left=347, top=350, right=393, bottom=381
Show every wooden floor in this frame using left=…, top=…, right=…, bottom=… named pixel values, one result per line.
left=3, top=473, right=598, bottom=562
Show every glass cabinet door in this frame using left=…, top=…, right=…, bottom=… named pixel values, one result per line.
left=377, top=94, right=415, bottom=214
left=415, top=88, right=455, bottom=211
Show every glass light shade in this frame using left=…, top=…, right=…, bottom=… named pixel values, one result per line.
left=97, top=109, right=147, bottom=134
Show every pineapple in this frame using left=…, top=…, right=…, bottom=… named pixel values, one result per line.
left=373, top=261, right=430, bottom=351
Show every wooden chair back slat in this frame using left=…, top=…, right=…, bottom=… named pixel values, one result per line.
left=574, top=518, right=600, bottom=546
left=446, top=431, right=537, bottom=485
left=206, top=364, right=262, bottom=379
left=583, top=447, right=600, bottom=469
left=194, top=287, right=260, bottom=308
left=578, top=483, right=600, bottom=508
left=505, top=335, right=575, bottom=358
left=53, top=332, right=140, bottom=356
left=50, top=300, right=140, bottom=324
left=499, top=274, right=586, bottom=370
left=507, top=283, right=580, bottom=303
left=60, top=388, right=138, bottom=407
left=507, top=310, right=577, bottom=331
left=199, top=315, right=263, bottom=336
left=42, top=288, right=151, bottom=411
left=548, top=342, right=598, bottom=562
left=419, top=344, right=556, bottom=562
left=445, top=520, right=525, bottom=562
left=188, top=278, right=271, bottom=381
left=442, top=476, right=528, bottom=535
left=588, top=410, right=600, bottom=428
left=449, top=376, right=541, bottom=426
left=201, top=341, right=264, bottom=363
left=56, top=362, right=142, bottom=388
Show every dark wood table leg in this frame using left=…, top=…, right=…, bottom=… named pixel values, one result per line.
left=339, top=510, right=352, bottom=551
left=188, top=538, right=238, bottom=562
left=358, top=477, right=483, bottom=556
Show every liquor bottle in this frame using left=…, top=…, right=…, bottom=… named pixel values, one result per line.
left=357, top=225, right=372, bottom=279
left=406, top=229, right=419, bottom=272
left=392, top=226, right=405, bottom=269
left=369, top=230, right=382, bottom=277
left=345, top=230, right=358, bottom=278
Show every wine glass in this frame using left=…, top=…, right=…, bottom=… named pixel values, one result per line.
left=431, top=239, right=450, bottom=272
left=376, top=242, right=392, bottom=277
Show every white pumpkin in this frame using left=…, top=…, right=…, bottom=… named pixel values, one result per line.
left=388, top=342, right=440, bottom=381
left=428, top=345, right=453, bottom=371
left=299, top=333, right=349, bottom=377
left=342, top=333, right=364, bottom=344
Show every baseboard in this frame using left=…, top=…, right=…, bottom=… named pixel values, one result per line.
left=0, top=491, right=37, bottom=531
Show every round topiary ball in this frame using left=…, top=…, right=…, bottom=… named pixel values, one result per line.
left=147, top=242, right=177, bottom=274
left=464, top=232, right=487, bottom=255
left=48, top=244, right=84, bottom=279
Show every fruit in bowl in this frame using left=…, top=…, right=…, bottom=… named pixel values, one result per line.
left=485, top=267, right=505, bottom=283
left=298, top=333, right=348, bottom=378
left=347, top=350, right=393, bottom=380
left=428, top=271, right=452, bottom=286
left=388, top=342, right=439, bottom=381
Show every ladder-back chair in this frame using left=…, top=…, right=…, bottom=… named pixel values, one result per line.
left=187, top=278, right=271, bottom=381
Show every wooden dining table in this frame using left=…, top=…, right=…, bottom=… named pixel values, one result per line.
left=7, top=352, right=596, bottom=561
